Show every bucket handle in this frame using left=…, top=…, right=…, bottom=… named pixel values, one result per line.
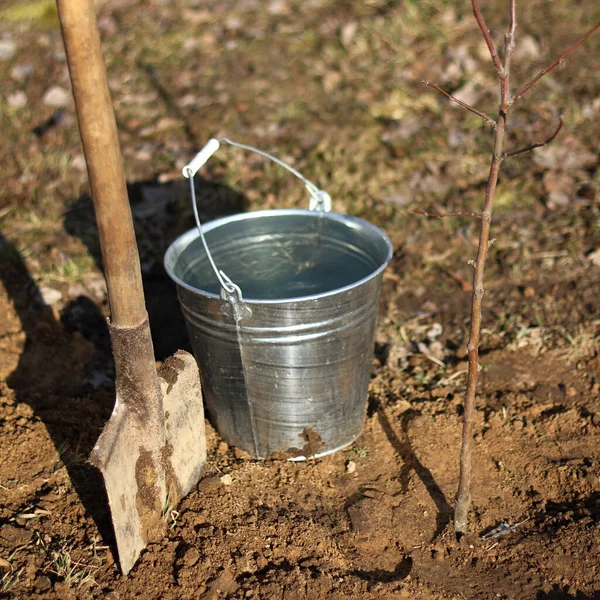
left=182, top=138, right=332, bottom=301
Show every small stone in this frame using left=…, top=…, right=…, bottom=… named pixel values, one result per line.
left=43, top=85, right=71, bottom=108
left=346, top=460, right=356, bottom=474
left=84, top=276, right=107, bottom=299
left=0, top=39, right=16, bottom=60
left=8, top=91, right=26, bottom=108
left=39, top=287, right=62, bottom=306
left=233, top=447, right=251, bottom=460
left=34, top=576, right=52, bottom=592
left=523, top=286, right=536, bottom=298
left=426, top=322, right=443, bottom=341
left=220, top=474, right=233, bottom=486
left=587, top=248, right=600, bottom=267
left=11, top=63, right=33, bottom=81
left=217, top=441, right=229, bottom=455
left=71, top=154, right=87, bottom=172
left=340, top=21, right=358, bottom=47
left=268, top=0, right=291, bottom=15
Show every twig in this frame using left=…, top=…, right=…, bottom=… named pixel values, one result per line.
left=410, top=209, right=484, bottom=219
left=503, top=119, right=564, bottom=157
left=422, top=81, right=496, bottom=128
left=503, top=0, right=517, bottom=78
left=471, top=0, right=503, bottom=75
left=513, top=19, right=600, bottom=103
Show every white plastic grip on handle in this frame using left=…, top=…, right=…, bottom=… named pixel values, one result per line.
left=182, top=138, right=220, bottom=178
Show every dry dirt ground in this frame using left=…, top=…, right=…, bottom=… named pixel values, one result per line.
left=1, top=0, right=600, bottom=598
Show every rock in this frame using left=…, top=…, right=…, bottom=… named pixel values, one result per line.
left=451, top=79, right=481, bottom=107
left=340, top=21, right=358, bottom=48
left=11, top=63, right=33, bottom=81
left=220, top=473, right=233, bottom=486
left=447, top=130, right=464, bottom=149
left=84, top=276, right=107, bottom=299
left=43, top=85, right=71, bottom=108
left=0, top=39, right=16, bottom=60
left=587, top=248, right=600, bottom=267
left=34, top=576, right=52, bottom=592
left=39, top=286, right=62, bottom=306
left=513, top=35, right=541, bottom=61
left=233, top=447, right=252, bottom=460
left=346, top=460, right=356, bottom=474
left=7, top=91, right=26, bottom=109
left=268, top=0, right=291, bottom=15
left=426, top=322, right=443, bottom=341
left=71, top=154, right=87, bottom=172
left=216, top=441, right=229, bottom=455
left=543, top=171, right=575, bottom=207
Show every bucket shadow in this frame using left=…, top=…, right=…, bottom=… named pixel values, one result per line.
left=63, top=176, right=247, bottom=361
left=377, top=406, right=452, bottom=538
left=0, top=232, right=115, bottom=547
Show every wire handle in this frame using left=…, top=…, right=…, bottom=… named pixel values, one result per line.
left=182, top=138, right=332, bottom=301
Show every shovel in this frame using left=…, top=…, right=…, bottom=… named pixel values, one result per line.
left=56, top=0, right=206, bottom=575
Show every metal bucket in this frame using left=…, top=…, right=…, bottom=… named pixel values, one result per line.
left=164, top=141, right=393, bottom=459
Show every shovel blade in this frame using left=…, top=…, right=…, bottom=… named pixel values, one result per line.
left=92, top=401, right=167, bottom=575
left=92, top=350, right=205, bottom=575
left=159, top=350, right=206, bottom=499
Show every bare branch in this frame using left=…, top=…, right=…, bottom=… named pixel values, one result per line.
left=503, top=0, right=517, bottom=79
left=503, top=118, right=564, bottom=157
left=471, top=0, right=503, bottom=74
left=508, top=0, right=516, bottom=40
left=422, top=81, right=496, bottom=128
left=513, top=19, right=600, bottom=103
left=410, top=209, right=484, bottom=219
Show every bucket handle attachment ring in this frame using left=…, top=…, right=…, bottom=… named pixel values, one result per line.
left=183, top=138, right=332, bottom=300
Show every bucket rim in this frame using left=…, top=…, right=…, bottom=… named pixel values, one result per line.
left=164, top=208, right=393, bottom=304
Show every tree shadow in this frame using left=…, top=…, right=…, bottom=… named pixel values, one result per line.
left=537, top=587, right=600, bottom=599
left=376, top=406, right=452, bottom=538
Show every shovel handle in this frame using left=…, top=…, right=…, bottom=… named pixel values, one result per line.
left=57, top=0, right=146, bottom=327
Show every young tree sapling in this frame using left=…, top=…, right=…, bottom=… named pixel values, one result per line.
left=416, top=0, right=600, bottom=535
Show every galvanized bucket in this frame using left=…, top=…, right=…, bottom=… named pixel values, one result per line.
left=165, top=139, right=393, bottom=459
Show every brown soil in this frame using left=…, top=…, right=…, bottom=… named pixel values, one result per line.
left=1, top=0, right=600, bottom=598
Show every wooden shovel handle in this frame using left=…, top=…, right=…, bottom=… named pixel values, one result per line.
left=57, top=0, right=146, bottom=328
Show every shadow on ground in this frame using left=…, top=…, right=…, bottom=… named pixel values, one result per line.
left=1, top=231, right=114, bottom=548
left=537, top=588, right=600, bottom=599
left=63, top=176, right=246, bottom=360
left=376, top=405, right=452, bottom=538
left=0, top=176, right=246, bottom=557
